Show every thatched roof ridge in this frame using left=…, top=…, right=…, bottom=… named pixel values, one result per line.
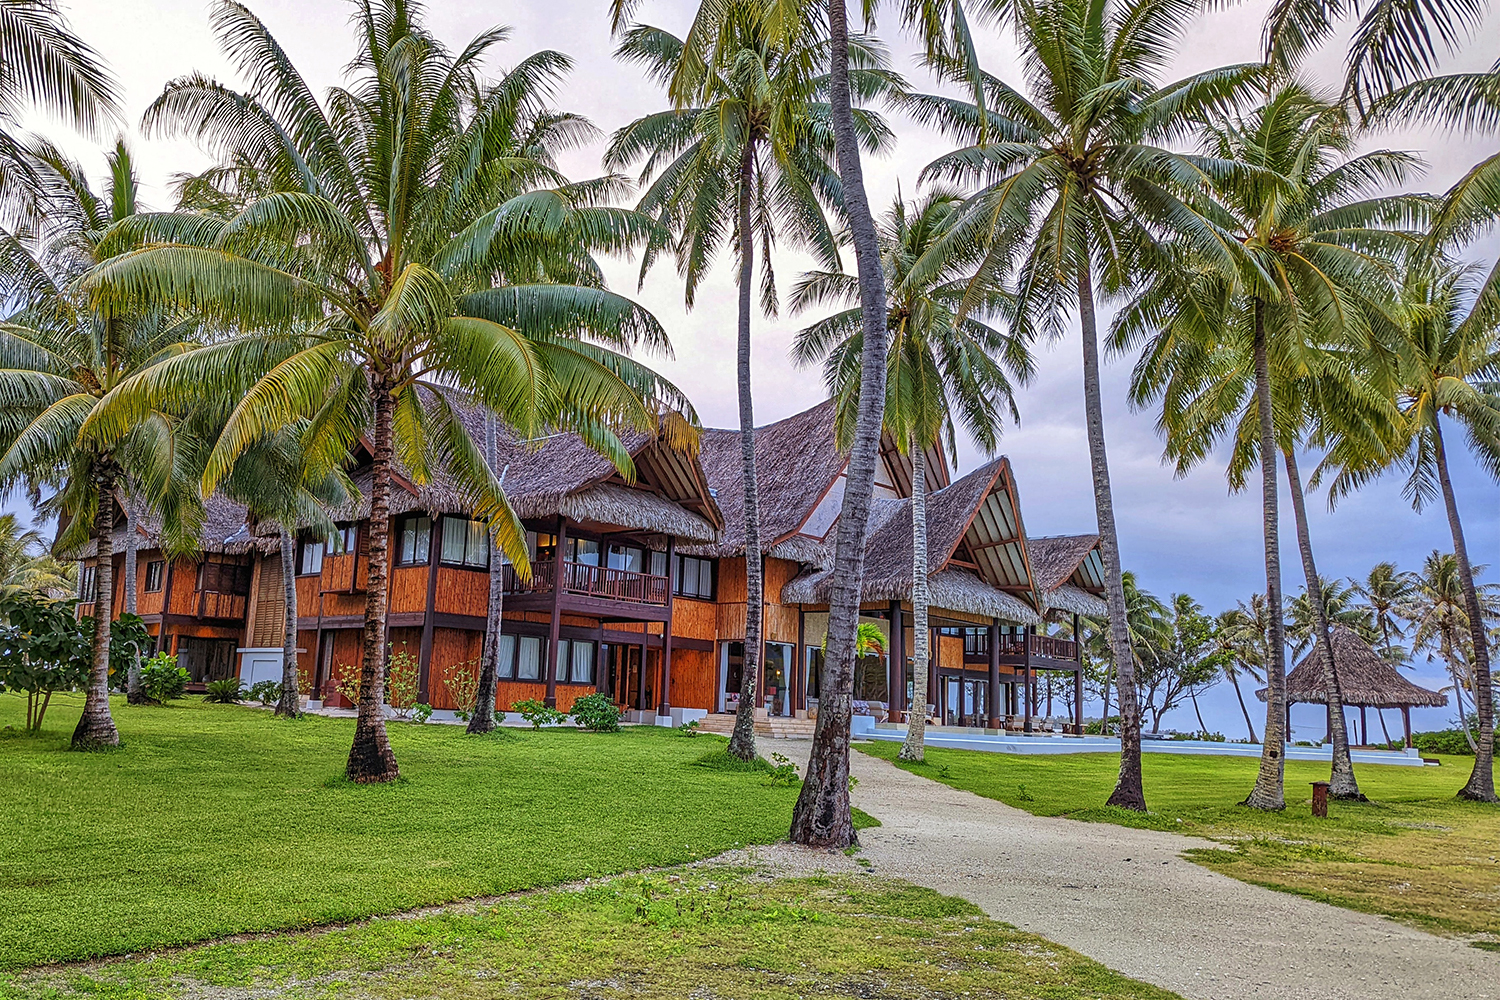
left=854, top=459, right=1005, bottom=591
left=1046, top=583, right=1108, bottom=617
left=1028, top=534, right=1100, bottom=593
left=694, top=399, right=847, bottom=558
left=782, top=564, right=1039, bottom=624
left=76, top=492, right=271, bottom=559
left=1256, top=626, right=1448, bottom=709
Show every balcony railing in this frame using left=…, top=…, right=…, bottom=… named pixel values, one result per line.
left=503, top=559, right=669, bottom=606
left=964, top=631, right=1079, bottom=662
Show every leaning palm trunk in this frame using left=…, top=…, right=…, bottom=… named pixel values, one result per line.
left=1079, top=267, right=1145, bottom=812
left=1245, top=304, right=1287, bottom=810
left=469, top=413, right=504, bottom=735
left=123, top=493, right=144, bottom=704
left=1230, top=669, right=1259, bottom=743
left=1433, top=421, right=1495, bottom=801
left=729, top=139, right=762, bottom=762
left=1283, top=449, right=1361, bottom=799
left=275, top=525, right=300, bottom=717
left=346, top=382, right=400, bottom=782
left=899, top=442, right=930, bottom=762
left=789, top=0, right=889, bottom=848
left=73, top=467, right=120, bottom=749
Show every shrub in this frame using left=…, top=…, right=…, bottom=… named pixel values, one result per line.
left=248, top=680, right=282, bottom=706
left=441, top=657, right=481, bottom=721
left=1084, top=716, right=1121, bottom=735
left=678, top=719, right=701, bottom=737
left=513, top=698, right=566, bottom=729
left=570, top=692, right=621, bottom=732
left=98, top=613, right=151, bottom=693
left=766, top=752, right=801, bottom=787
left=140, top=653, right=188, bottom=703
left=693, top=747, right=771, bottom=772
left=331, top=661, right=361, bottom=705
left=1410, top=728, right=1474, bottom=756
left=385, top=644, right=421, bottom=720
left=204, top=678, right=244, bottom=704
left=410, top=702, right=434, bottom=724
left=0, top=592, right=89, bottom=731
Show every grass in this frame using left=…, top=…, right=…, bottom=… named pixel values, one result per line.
left=0, top=867, right=1183, bottom=1000
left=858, top=741, right=1500, bottom=938
left=0, top=693, right=807, bottom=969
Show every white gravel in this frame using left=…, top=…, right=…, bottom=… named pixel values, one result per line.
left=742, top=738, right=1500, bottom=1000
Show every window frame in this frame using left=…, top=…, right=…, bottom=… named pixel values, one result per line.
left=438, top=515, right=490, bottom=569
left=296, top=536, right=325, bottom=577
left=395, top=515, right=432, bottom=567
left=144, top=560, right=165, bottom=594
left=673, top=553, right=716, bottom=600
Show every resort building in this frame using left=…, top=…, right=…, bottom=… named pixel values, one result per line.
left=75, top=399, right=1106, bottom=732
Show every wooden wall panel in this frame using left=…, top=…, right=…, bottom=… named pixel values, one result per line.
left=321, top=629, right=366, bottom=707
left=295, top=575, right=319, bottom=613
left=938, top=633, right=964, bottom=669
left=321, top=591, right=365, bottom=619
left=250, top=553, right=284, bottom=647
left=168, top=560, right=200, bottom=615
left=671, top=599, right=716, bottom=640
left=389, top=565, right=430, bottom=614
left=717, top=557, right=747, bottom=603
left=435, top=567, right=488, bottom=617
left=764, top=558, right=799, bottom=604
left=427, top=627, right=483, bottom=711
left=717, top=602, right=746, bottom=640
left=765, top=604, right=800, bottom=644
left=668, top=648, right=715, bottom=710
left=492, top=680, right=592, bottom=714
left=168, top=623, right=241, bottom=640
left=321, top=552, right=357, bottom=594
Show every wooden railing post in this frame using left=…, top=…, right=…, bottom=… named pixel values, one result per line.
left=657, top=536, right=675, bottom=718
left=1023, top=624, right=1033, bottom=733
left=544, top=517, right=566, bottom=708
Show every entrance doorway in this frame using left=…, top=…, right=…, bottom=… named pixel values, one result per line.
left=177, top=636, right=238, bottom=684
left=610, top=644, right=649, bottom=709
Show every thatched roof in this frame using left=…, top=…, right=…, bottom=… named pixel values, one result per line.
left=1045, top=583, right=1108, bottom=617
left=76, top=492, right=272, bottom=559
left=1026, top=534, right=1107, bottom=617
left=782, top=564, right=1040, bottom=624
left=1256, top=626, right=1447, bottom=709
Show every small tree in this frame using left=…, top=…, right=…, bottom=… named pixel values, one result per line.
left=0, top=593, right=89, bottom=732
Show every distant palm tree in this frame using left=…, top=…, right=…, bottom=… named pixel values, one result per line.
left=793, top=189, right=1028, bottom=762
left=0, top=511, right=72, bottom=596
left=607, top=4, right=898, bottom=761
left=1214, top=605, right=1266, bottom=743
left=909, top=0, right=1264, bottom=811
left=80, top=0, right=688, bottom=781
left=1406, top=551, right=1500, bottom=753
left=1351, top=562, right=1419, bottom=662
left=1289, top=575, right=1377, bottom=658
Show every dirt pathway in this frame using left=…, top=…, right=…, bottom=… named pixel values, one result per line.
left=750, top=738, right=1500, bottom=1000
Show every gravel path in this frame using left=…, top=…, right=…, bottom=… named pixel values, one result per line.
left=747, top=738, right=1500, bottom=1000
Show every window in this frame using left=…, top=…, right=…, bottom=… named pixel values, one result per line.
left=330, top=523, right=357, bottom=555
left=200, top=561, right=250, bottom=595
left=79, top=565, right=97, bottom=601
left=674, top=554, right=715, bottom=599
left=568, top=537, right=600, bottom=566
left=496, top=633, right=516, bottom=679
left=606, top=543, right=645, bottom=573
left=516, top=635, right=542, bottom=680
left=440, top=516, right=489, bottom=568
left=297, top=537, right=324, bottom=576
left=396, top=516, right=431, bottom=566
left=144, top=560, right=165, bottom=593
left=529, top=531, right=557, bottom=565
left=556, top=639, right=596, bottom=683
left=650, top=549, right=667, bottom=577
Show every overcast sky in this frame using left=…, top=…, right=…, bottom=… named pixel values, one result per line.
left=21, top=0, right=1499, bottom=736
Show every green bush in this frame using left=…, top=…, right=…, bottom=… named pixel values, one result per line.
left=248, top=680, right=282, bottom=706
left=204, top=678, right=244, bottom=704
left=98, top=614, right=151, bottom=692
left=570, top=692, right=621, bottom=732
left=0, top=592, right=89, bottom=731
left=1410, top=728, right=1474, bottom=756
left=512, top=698, right=566, bottom=730
left=141, top=653, right=188, bottom=703
left=693, top=747, right=771, bottom=772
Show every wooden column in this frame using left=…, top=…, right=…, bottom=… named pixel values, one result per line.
left=636, top=645, right=647, bottom=711
left=794, top=607, right=805, bottom=713
left=1022, top=625, right=1034, bottom=733
left=1360, top=705, right=1368, bottom=746
left=596, top=621, right=607, bottom=698
left=889, top=601, right=905, bottom=722
left=156, top=557, right=176, bottom=654
left=987, top=618, right=1001, bottom=729
left=1073, top=613, right=1084, bottom=734
left=544, top=517, right=566, bottom=708
left=928, top=624, right=939, bottom=723
left=417, top=516, right=441, bottom=704
left=1402, top=706, right=1412, bottom=749
left=657, top=536, right=675, bottom=717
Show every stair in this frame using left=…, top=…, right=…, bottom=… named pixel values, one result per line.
left=695, top=712, right=812, bottom=739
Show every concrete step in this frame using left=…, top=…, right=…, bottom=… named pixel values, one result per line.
left=694, top=712, right=811, bottom=739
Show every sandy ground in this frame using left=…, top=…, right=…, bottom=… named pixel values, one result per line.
left=735, top=738, right=1500, bottom=1000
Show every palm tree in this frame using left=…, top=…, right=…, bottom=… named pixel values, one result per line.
left=1352, top=562, right=1418, bottom=661
left=1288, top=575, right=1377, bottom=658
left=1324, top=259, right=1500, bottom=800
left=1406, top=551, right=1500, bottom=753
left=0, top=0, right=118, bottom=221
left=606, top=3, right=898, bottom=762
left=908, top=0, right=1264, bottom=811
left=1124, top=84, right=1424, bottom=805
left=80, top=1, right=688, bottom=782
left=1215, top=605, right=1267, bottom=743
left=791, top=189, right=1028, bottom=763
left=0, top=511, right=72, bottom=596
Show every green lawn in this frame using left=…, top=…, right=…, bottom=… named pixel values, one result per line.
left=0, top=693, right=803, bottom=969
left=857, top=742, right=1500, bottom=938
left=0, top=867, right=1182, bottom=1000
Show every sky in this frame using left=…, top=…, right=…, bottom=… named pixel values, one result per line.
left=18, top=0, right=1500, bottom=738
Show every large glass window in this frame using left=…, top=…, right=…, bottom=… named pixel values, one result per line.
left=517, top=635, right=541, bottom=680
left=144, top=560, right=165, bottom=593
left=397, top=516, right=431, bottom=565
left=607, top=543, right=644, bottom=573
left=297, top=537, right=324, bottom=576
left=496, top=633, right=516, bottom=679
left=330, top=523, right=356, bottom=555
left=529, top=531, right=557, bottom=565
left=674, top=554, right=715, bottom=599
left=568, top=537, right=600, bottom=566
left=200, top=561, right=250, bottom=595
left=557, top=639, right=595, bottom=683
left=440, top=516, right=490, bottom=567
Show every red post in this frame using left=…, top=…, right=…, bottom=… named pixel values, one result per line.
left=1310, top=781, right=1329, bottom=818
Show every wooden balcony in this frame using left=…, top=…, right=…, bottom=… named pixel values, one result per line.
left=964, top=631, right=1079, bottom=663
left=504, top=560, right=669, bottom=607
left=195, top=591, right=248, bottom=621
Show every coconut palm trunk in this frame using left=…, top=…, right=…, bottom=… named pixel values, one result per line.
left=275, top=525, right=301, bottom=717
left=1283, top=449, right=1361, bottom=798
left=729, top=139, right=763, bottom=762
left=1079, top=266, right=1145, bottom=811
left=1230, top=669, right=1259, bottom=742
left=346, top=381, right=399, bottom=782
left=123, top=493, right=144, bottom=704
left=899, top=440, right=930, bottom=762
left=469, top=413, right=505, bottom=734
left=73, top=467, right=119, bottom=749
left=789, top=0, right=889, bottom=848
left=1433, top=420, right=1495, bottom=801
left=1245, top=303, right=1287, bottom=810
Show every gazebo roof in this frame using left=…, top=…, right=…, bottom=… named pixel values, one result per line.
left=1256, top=626, right=1448, bottom=709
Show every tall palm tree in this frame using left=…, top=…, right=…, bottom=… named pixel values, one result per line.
left=1288, top=574, right=1377, bottom=658
left=1351, top=561, right=1418, bottom=661
left=0, top=135, right=201, bottom=748
left=909, top=0, right=1263, bottom=811
left=1406, top=550, right=1500, bottom=752
left=1124, top=84, right=1423, bottom=805
left=606, top=3, right=898, bottom=761
left=1215, top=604, right=1266, bottom=742
left=791, top=188, right=1028, bottom=763
left=1323, top=259, right=1500, bottom=800
left=80, top=1, right=688, bottom=782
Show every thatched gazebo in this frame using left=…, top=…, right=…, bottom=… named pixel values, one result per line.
left=1257, top=626, right=1447, bottom=747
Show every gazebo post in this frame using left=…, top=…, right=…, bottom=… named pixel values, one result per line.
left=1403, top=706, right=1412, bottom=750
left=1359, top=705, right=1368, bottom=746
